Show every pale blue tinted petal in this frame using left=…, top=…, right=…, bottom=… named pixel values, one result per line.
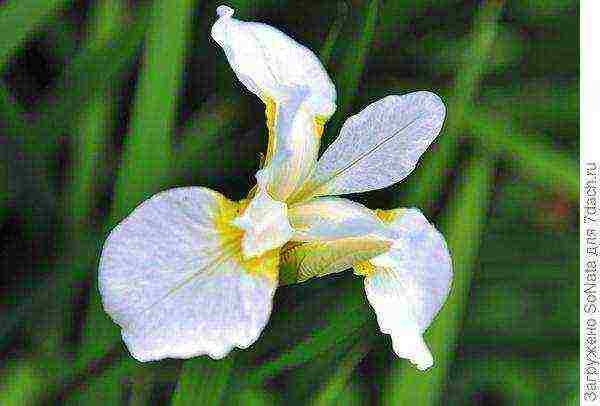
left=99, top=187, right=276, bottom=361
left=261, top=87, right=321, bottom=201
left=309, top=92, right=446, bottom=197
left=363, top=208, right=452, bottom=370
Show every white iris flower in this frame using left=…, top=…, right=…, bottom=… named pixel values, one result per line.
left=98, top=5, right=452, bottom=371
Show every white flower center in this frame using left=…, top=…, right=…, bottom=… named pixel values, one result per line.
left=232, top=170, right=294, bottom=259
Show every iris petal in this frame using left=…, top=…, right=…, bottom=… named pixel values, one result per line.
left=99, top=187, right=278, bottom=361
left=293, top=92, right=446, bottom=200
left=211, top=7, right=337, bottom=201
left=361, top=208, right=452, bottom=370
left=211, top=6, right=336, bottom=117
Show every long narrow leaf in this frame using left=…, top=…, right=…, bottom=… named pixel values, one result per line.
left=319, top=1, right=348, bottom=67
left=60, top=4, right=196, bottom=402
left=376, top=0, right=457, bottom=49
left=171, top=358, right=233, bottom=405
left=0, top=360, right=45, bottom=405
left=311, top=337, right=371, bottom=406
left=246, top=280, right=370, bottom=384
left=22, top=7, right=151, bottom=154
left=468, top=108, right=578, bottom=200
left=399, top=0, right=504, bottom=211
left=326, top=0, right=378, bottom=144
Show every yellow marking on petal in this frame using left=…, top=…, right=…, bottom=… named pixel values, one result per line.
left=215, top=197, right=244, bottom=242
left=375, top=208, right=407, bottom=224
left=264, top=96, right=278, bottom=165
left=314, top=116, right=327, bottom=138
left=239, top=248, right=280, bottom=282
left=214, top=197, right=279, bottom=282
left=353, top=260, right=376, bottom=277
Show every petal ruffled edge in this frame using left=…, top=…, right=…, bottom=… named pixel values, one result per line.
left=358, top=208, right=452, bottom=371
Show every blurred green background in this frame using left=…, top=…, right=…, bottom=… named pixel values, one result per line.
left=0, top=0, right=578, bottom=405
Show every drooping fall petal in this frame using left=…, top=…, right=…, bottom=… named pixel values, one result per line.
left=359, top=208, right=452, bottom=370
left=99, top=187, right=278, bottom=361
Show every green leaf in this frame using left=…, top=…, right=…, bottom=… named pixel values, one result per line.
left=171, top=358, right=233, bottom=405
left=0, top=360, right=45, bottom=405
left=468, top=108, right=578, bottom=201
left=444, top=357, right=540, bottom=405
left=174, top=94, right=247, bottom=182
left=0, top=0, right=73, bottom=68
left=0, top=0, right=125, bottom=356
left=478, top=81, right=579, bottom=133
left=246, top=278, right=371, bottom=384
left=77, top=0, right=195, bottom=377
left=225, top=388, right=278, bottom=406
left=405, top=25, right=524, bottom=77
left=319, top=1, right=348, bottom=67
left=383, top=155, right=495, bottom=405
left=326, top=0, right=378, bottom=144
left=62, top=97, right=112, bottom=229
left=310, top=337, right=371, bottom=406
left=399, top=0, right=504, bottom=210
left=54, top=1, right=197, bottom=403
left=376, top=0, right=457, bottom=48
left=22, top=6, right=150, bottom=156
left=62, top=360, right=137, bottom=406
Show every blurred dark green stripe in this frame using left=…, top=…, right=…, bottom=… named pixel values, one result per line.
left=335, top=0, right=378, bottom=114
left=225, top=388, right=278, bottom=406
left=377, top=0, right=458, bottom=48
left=0, top=0, right=73, bottom=67
left=246, top=282, right=370, bottom=384
left=310, top=336, right=371, bottom=406
left=171, top=358, right=233, bottom=405
left=444, top=357, right=539, bottom=405
left=31, top=10, right=150, bottom=153
left=50, top=0, right=125, bottom=354
left=318, top=1, right=348, bottom=67
left=62, top=359, right=136, bottom=405
left=326, top=0, right=378, bottom=145
left=0, top=360, right=45, bottom=405
left=469, top=109, right=579, bottom=201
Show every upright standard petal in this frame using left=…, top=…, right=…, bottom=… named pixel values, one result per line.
left=99, top=187, right=278, bottom=362
left=211, top=5, right=336, bottom=117
left=292, top=92, right=446, bottom=201
left=211, top=6, right=336, bottom=200
left=357, top=208, right=452, bottom=371
left=261, top=87, right=322, bottom=201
